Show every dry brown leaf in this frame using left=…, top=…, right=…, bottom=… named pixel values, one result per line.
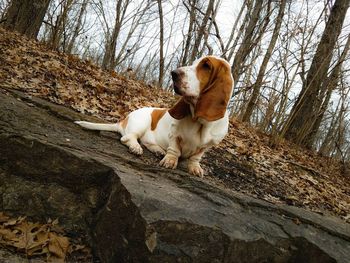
left=0, top=212, right=10, bottom=223
left=0, top=212, right=75, bottom=260
left=0, top=228, right=17, bottom=242
left=48, top=232, right=69, bottom=259
left=12, top=222, right=44, bottom=251
left=4, top=217, right=21, bottom=227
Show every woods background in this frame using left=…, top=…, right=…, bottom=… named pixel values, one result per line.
left=1, top=0, right=350, bottom=163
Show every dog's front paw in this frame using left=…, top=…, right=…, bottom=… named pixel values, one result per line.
left=154, top=148, right=166, bottom=157
left=160, top=155, right=178, bottom=169
left=188, top=162, right=204, bottom=177
left=129, top=144, right=143, bottom=155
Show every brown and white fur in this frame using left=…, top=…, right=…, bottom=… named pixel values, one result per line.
left=75, top=56, right=233, bottom=177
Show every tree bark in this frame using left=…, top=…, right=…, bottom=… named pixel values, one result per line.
left=283, top=0, right=350, bottom=148
left=3, top=0, right=51, bottom=38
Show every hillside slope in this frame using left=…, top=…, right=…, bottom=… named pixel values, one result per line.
left=0, top=28, right=349, bottom=221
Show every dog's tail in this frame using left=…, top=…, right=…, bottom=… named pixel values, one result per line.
left=74, top=121, right=122, bottom=133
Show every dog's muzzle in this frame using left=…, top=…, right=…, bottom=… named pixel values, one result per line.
left=171, top=69, right=184, bottom=95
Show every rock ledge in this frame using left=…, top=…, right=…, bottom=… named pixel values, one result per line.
left=0, top=88, right=349, bottom=263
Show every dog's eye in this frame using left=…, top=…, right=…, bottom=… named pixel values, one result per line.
left=202, top=61, right=211, bottom=70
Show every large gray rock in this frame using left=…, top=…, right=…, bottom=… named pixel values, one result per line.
left=0, top=88, right=349, bottom=263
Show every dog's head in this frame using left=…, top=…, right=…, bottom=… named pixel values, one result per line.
left=169, top=56, right=233, bottom=121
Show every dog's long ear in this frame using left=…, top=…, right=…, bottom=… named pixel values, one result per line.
left=195, top=58, right=233, bottom=121
left=168, top=98, right=191, bottom=120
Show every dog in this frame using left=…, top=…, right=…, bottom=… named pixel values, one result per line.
left=75, top=56, right=233, bottom=177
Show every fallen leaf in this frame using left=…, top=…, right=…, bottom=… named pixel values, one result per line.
left=48, top=232, right=69, bottom=259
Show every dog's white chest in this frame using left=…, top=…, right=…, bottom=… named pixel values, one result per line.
left=171, top=117, right=210, bottom=158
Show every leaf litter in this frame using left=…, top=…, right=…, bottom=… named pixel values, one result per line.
left=0, top=212, right=91, bottom=262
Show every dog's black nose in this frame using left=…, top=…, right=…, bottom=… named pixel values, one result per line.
left=171, top=69, right=180, bottom=81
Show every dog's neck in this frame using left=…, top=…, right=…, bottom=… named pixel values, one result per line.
left=183, top=97, right=198, bottom=120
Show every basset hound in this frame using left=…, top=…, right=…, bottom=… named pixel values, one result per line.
left=75, top=55, right=233, bottom=177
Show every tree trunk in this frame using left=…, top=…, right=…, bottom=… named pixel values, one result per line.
left=181, top=0, right=197, bottom=66
left=67, top=0, right=88, bottom=54
left=242, top=0, right=286, bottom=123
left=231, top=0, right=264, bottom=81
left=49, top=0, right=74, bottom=50
left=227, top=0, right=253, bottom=62
left=101, top=0, right=128, bottom=70
left=189, top=0, right=215, bottom=64
left=223, top=0, right=247, bottom=60
left=318, top=98, right=341, bottom=156
left=157, top=0, right=164, bottom=87
left=305, top=34, right=350, bottom=146
left=283, top=0, right=350, bottom=148
left=3, top=0, right=51, bottom=38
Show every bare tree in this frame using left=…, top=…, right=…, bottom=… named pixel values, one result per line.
left=180, top=0, right=217, bottom=65
left=157, top=0, right=165, bottom=87
left=231, top=0, right=266, bottom=81
left=306, top=34, right=350, bottom=146
left=66, top=0, right=89, bottom=54
left=48, top=0, right=74, bottom=49
left=283, top=0, right=350, bottom=148
left=3, top=0, right=51, bottom=38
left=189, top=0, right=215, bottom=63
left=319, top=83, right=350, bottom=158
left=0, top=0, right=11, bottom=21
left=101, top=0, right=130, bottom=70
left=180, top=0, right=197, bottom=66
left=242, top=0, right=287, bottom=122
left=222, top=0, right=247, bottom=60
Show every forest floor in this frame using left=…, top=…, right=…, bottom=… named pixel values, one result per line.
left=0, top=28, right=349, bottom=224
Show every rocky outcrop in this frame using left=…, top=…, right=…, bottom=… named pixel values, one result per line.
left=0, top=88, right=349, bottom=263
